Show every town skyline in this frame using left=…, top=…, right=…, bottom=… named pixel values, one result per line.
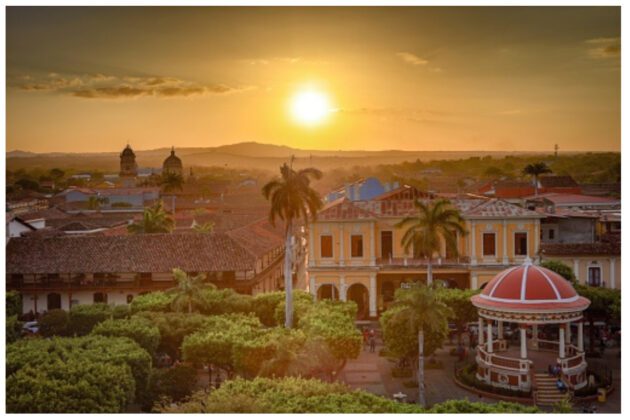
left=7, top=7, right=620, bottom=153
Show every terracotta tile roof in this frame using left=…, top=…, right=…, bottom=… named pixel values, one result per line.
left=538, top=175, right=579, bottom=188
left=226, top=219, right=284, bottom=258
left=541, top=242, right=620, bottom=256
left=318, top=197, right=540, bottom=220
left=525, top=193, right=620, bottom=205
left=20, top=208, right=70, bottom=221
left=372, top=185, right=435, bottom=201
left=317, top=197, right=376, bottom=220
left=6, top=233, right=258, bottom=274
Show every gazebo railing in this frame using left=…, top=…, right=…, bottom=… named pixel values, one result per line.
left=477, top=346, right=530, bottom=372
left=536, top=339, right=559, bottom=352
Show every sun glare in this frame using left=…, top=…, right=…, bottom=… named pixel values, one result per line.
left=290, top=89, right=332, bottom=126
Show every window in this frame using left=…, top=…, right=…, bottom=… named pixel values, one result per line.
left=381, top=231, right=393, bottom=259
left=482, top=233, right=496, bottom=256
left=549, top=229, right=555, bottom=240
left=47, top=293, right=61, bottom=310
left=321, top=235, right=333, bottom=258
left=588, top=267, right=601, bottom=287
left=514, top=233, right=528, bottom=256
left=351, top=235, right=363, bottom=258
left=93, top=292, right=107, bottom=303
left=126, top=294, right=134, bottom=304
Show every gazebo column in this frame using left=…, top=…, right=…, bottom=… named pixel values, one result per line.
left=487, top=321, right=493, bottom=353
left=565, top=323, right=572, bottom=346
left=532, top=324, right=539, bottom=349
left=497, top=321, right=503, bottom=340
left=559, top=326, right=566, bottom=359
left=520, top=326, right=527, bottom=359
left=578, top=321, right=584, bottom=352
left=478, top=317, right=484, bottom=346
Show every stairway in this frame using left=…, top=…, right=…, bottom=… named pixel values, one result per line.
left=534, top=373, right=568, bottom=406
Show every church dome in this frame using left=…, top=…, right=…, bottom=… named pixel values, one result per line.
left=471, top=259, right=590, bottom=311
left=163, top=147, right=183, bottom=174
left=121, top=144, right=135, bottom=158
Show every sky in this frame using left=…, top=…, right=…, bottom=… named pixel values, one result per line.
left=6, top=7, right=621, bottom=153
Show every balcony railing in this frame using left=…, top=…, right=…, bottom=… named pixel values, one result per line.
left=7, top=278, right=177, bottom=291
left=376, top=256, right=471, bottom=267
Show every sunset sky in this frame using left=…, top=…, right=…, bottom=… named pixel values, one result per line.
left=6, top=7, right=620, bottom=153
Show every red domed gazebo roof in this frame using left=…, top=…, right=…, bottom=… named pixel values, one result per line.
left=472, top=259, right=590, bottom=312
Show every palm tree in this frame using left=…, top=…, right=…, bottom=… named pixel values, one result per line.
left=523, top=162, right=552, bottom=196
left=395, top=199, right=467, bottom=285
left=262, top=159, right=323, bottom=328
left=127, top=200, right=174, bottom=234
left=391, top=284, right=452, bottom=407
left=160, top=171, right=184, bottom=213
left=170, top=268, right=208, bottom=313
left=193, top=221, right=215, bottom=234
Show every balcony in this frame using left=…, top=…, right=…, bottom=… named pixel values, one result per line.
left=7, top=278, right=177, bottom=292
left=376, top=256, right=471, bottom=268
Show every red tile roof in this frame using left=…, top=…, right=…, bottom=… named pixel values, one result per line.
left=541, top=242, right=620, bottom=256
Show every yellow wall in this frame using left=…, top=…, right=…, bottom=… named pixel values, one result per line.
left=547, top=255, right=620, bottom=290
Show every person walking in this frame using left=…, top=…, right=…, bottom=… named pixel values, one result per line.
left=369, top=330, right=377, bottom=353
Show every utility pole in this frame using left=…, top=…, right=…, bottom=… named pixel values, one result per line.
left=554, top=144, right=559, bottom=158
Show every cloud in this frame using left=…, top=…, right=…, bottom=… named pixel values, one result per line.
left=396, top=52, right=428, bottom=66
left=11, top=72, right=253, bottom=99
left=585, top=37, right=620, bottom=59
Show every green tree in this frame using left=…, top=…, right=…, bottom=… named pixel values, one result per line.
left=193, top=221, right=215, bottom=233
left=68, top=303, right=113, bottom=336
left=39, top=309, right=70, bottom=337
left=395, top=199, right=467, bottom=285
left=170, top=268, right=210, bottom=313
left=128, top=201, right=174, bottom=234
left=574, top=284, right=620, bottom=353
left=130, top=291, right=175, bottom=313
left=381, top=284, right=452, bottom=407
left=541, top=259, right=576, bottom=282
left=435, top=287, right=479, bottom=344
left=87, top=195, right=109, bottom=210
left=49, top=168, right=65, bottom=180
left=144, top=365, right=198, bottom=411
left=6, top=315, right=22, bottom=344
left=262, top=160, right=323, bottom=328
left=92, top=317, right=161, bottom=356
left=522, top=162, right=552, bottom=196
left=6, top=291, right=22, bottom=317
left=160, top=171, right=184, bottom=193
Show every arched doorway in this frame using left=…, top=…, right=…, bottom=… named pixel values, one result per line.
left=347, top=283, right=369, bottom=320
left=47, top=293, right=61, bottom=310
left=317, top=284, right=339, bottom=301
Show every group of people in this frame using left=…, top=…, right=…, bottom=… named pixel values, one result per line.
left=548, top=363, right=568, bottom=392
left=362, top=328, right=378, bottom=353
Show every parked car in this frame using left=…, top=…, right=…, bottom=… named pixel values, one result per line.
left=22, top=321, right=39, bottom=335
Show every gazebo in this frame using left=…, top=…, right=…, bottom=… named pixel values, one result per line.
left=471, top=259, right=590, bottom=393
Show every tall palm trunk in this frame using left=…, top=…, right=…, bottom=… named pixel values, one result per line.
left=427, top=257, right=433, bottom=286
left=284, top=220, right=294, bottom=328
left=418, top=328, right=426, bottom=407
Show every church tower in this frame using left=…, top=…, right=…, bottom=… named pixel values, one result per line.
left=120, top=144, right=138, bottom=187
left=162, top=147, right=183, bottom=176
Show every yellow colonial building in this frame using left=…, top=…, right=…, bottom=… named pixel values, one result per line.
left=307, top=187, right=544, bottom=319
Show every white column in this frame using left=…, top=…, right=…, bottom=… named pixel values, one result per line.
left=578, top=322, right=584, bottom=352
left=370, top=222, right=376, bottom=266
left=308, top=223, right=315, bottom=266
left=478, top=317, right=485, bottom=345
left=610, top=258, right=616, bottom=289
left=565, top=323, right=572, bottom=346
left=498, top=321, right=503, bottom=340
left=532, top=324, right=539, bottom=349
left=502, top=220, right=508, bottom=264
left=310, top=275, right=316, bottom=299
left=471, top=272, right=478, bottom=289
left=520, top=327, right=527, bottom=359
left=487, top=321, right=493, bottom=353
left=559, top=326, right=566, bottom=359
left=339, top=224, right=345, bottom=266
left=340, top=275, right=347, bottom=301
left=534, top=219, right=540, bottom=258
left=470, top=221, right=477, bottom=265
left=369, top=273, right=377, bottom=317
left=573, top=259, right=580, bottom=283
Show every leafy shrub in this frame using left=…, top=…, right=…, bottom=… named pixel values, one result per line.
left=7, top=358, right=135, bottom=413
left=7, top=335, right=151, bottom=410
left=273, top=290, right=314, bottom=326
left=252, top=292, right=285, bottom=326
left=6, top=315, right=22, bottom=344
left=68, top=304, right=112, bottom=336
left=143, top=365, right=198, bottom=411
left=541, top=260, right=576, bottom=282
left=39, top=309, right=70, bottom=337
left=428, top=399, right=539, bottom=413
left=197, top=288, right=253, bottom=315
left=130, top=292, right=175, bottom=313
left=112, top=304, right=131, bottom=319
left=92, top=317, right=160, bottom=355
left=6, top=291, right=22, bottom=317
left=160, top=377, right=423, bottom=413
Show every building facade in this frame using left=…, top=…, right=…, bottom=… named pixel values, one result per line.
left=307, top=187, right=545, bottom=319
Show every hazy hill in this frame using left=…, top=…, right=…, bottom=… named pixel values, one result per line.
left=7, top=141, right=554, bottom=172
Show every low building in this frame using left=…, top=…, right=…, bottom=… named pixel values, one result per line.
left=7, top=226, right=286, bottom=315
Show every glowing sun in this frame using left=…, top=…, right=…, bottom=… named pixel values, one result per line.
left=290, top=89, right=332, bottom=126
